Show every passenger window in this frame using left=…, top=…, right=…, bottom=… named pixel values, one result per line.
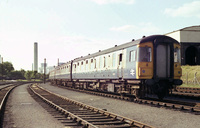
left=138, top=47, right=151, bottom=62
left=129, top=50, right=136, bottom=62
left=74, top=64, right=76, bottom=72
left=119, top=53, right=123, bottom=65
left=81, top=61, right=84, bottom=71
left=112, top=53, right=116, bottom=67
left=108, top=55, right=111, bottom=68
left=94, top=59, right=97, bottom=69
left=86, top=60, right=89, bottom=70
left=104, top=57, right=106, bottom=68
left=99, top=56, right=103, bottom=69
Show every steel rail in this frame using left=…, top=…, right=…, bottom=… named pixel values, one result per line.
left=0, top=84, right=17, bottom=127
left=55, top=85, right=200, bottom=114
left=175, top=87, right=200, bottom=94
left=30, top=84, right=154, bottom=128
left=30, top=84, right=98, bottom=128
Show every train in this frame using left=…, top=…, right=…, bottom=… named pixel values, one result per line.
left=49, top=35, right=182, bottom=99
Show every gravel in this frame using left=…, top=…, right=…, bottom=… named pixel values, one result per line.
left=41, top=83, right=200, bottom=128
left=3, top=84, right=65, bottom=128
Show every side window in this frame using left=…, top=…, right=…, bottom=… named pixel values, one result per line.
left=94, top=59, right=97, bottom=69
left=119, top=53, right=123, bottom=65
left=81, top=61, right=84, bottom=71
left=104, top=57, right=106, bottom=68
left=99, top=56, right=102, bottom=69
left=86, top=60, right=89, bottom=70
left=129, top=50, right=136, bottom=62
left=91, top=59, right=94, bottom=70
left=74, top=64, right=76, bottom=71
left=77, top=62, right=79, bottom=71
left=69, top=65, right=71, bottom=72
left=112, top=53, right=116, bottom=67
left=108, top=55, right=111, bottom=68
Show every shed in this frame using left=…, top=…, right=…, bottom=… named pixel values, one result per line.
left=166, top=25, right=200, bottom=65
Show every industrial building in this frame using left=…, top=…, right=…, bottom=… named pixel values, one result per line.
left=166, top=25, right=200, bottom=65
left=34, top=42, right=38, bottom=72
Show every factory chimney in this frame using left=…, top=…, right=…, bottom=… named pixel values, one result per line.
left=34, top=42, right=38, bottom=72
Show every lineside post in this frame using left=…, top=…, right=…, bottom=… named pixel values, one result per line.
left=44, top=58, right=46, bottom=84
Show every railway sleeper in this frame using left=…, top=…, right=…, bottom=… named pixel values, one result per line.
left=30, top=84, right=154, bottom=128
left=87, top=118, right=117, bottom=122
left=78, top=115, right=109, bottom=119
left=92, top=120, right=127, bottom=125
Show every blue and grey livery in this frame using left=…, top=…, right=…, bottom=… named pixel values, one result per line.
left=49, top=35, right=182, bottom=99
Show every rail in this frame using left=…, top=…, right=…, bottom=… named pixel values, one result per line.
left=54, top=84, right=200, bottom=114
left=0, top=84, right=17, bottom=127
left=30, top=84, right=153, bottom=128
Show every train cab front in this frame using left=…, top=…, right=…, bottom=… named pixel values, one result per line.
left=137, top=35, right=182, bottom=99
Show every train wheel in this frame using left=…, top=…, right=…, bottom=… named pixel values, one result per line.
left=157, top=90, right=166, bottom=100
left=134, top=84, right=145, bottom=99
left=153, top=82, right=169, bottom=100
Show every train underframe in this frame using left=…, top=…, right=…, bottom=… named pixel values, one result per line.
left=50, top=78, right=176, bottom=100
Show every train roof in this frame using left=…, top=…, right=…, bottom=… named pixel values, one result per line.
left=73, top=35, right=179, bottom=62
left=141, top=35, right=179, bottom=44
left=73, top=38, right=141, bottom=62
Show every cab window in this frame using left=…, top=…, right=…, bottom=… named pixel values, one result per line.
left=138, top=47, right=152, bottom=62
left=174, top=47, right=181, bottom=63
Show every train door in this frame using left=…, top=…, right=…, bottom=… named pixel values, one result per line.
left=118, top=53, right=123, bottom=78
left=156, top=44, right=171, bottom=78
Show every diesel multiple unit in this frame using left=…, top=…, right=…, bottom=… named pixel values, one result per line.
left=49, top=35, right=182, bottom=99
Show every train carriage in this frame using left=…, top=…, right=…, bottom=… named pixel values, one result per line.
left=49, top=35, right=182, bottom=99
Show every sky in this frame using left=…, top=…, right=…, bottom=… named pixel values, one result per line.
left=0, top=0, right=200, bottom=71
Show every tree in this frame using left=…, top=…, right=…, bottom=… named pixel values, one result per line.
left=24, top=71, right=34, bottom=80
left=20, top=69, right=26, bottom=77
left=0, top=61, right=14, bottom=79
left=9, top=70, right=25, bottom=80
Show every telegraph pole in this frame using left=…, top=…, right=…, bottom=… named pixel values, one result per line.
left=44, top=58, right=46, bottom=84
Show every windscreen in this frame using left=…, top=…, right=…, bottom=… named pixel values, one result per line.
left=138, top=47, right=152, bottom=62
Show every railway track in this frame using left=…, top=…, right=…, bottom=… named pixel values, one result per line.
left=0, top=83, right=19, bottom=126
left=175, top=87, right=200, bottom=93
left=171, top=87, right=200, bottom=99
left=53, top=84, right=200, bottom=114
left=30, top=84, right=153, bottom=128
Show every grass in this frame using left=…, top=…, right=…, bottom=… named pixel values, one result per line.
left=181, top=65, right=200, bottom=88
left=179, top=84, right=200, bottom=88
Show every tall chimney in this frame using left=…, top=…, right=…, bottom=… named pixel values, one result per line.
left=34, top=42, right=38, bottom=72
